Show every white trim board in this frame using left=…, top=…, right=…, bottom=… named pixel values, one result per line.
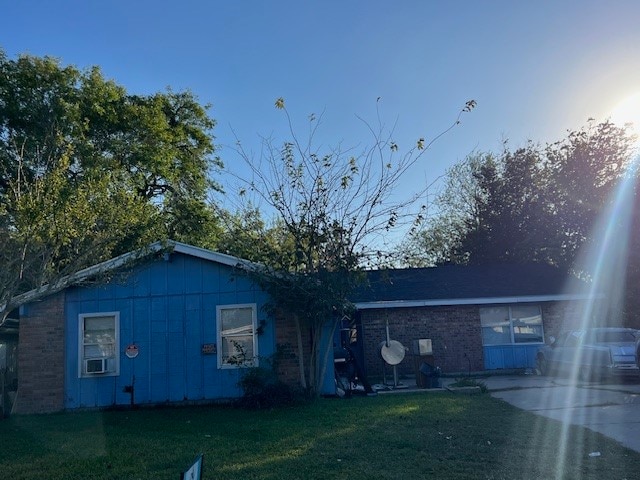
left=354, top=293, right=602, bottom=310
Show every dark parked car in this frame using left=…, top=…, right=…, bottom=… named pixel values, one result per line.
left=536, top=327, right=640, bottom=381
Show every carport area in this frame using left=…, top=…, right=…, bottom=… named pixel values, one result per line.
left=486, top=375, right=640, bottom=453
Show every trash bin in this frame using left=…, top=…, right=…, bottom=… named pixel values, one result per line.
left=412, top=339, right=434, bottom=388
left=419, top=362, right=441, bottom=389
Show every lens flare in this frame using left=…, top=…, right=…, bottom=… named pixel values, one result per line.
left=519, top=148, right=639, bottom=477
left=545, top=150, right=639, bottom=477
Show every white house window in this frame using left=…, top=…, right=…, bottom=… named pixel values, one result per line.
left=78, top=313, right=119, bottom=377
left=480, top=305, right=543, bottom=345
left=217, top=304, right=257, bottom=368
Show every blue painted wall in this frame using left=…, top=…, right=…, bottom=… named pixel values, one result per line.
left=64, top=252, right=274, bottom=409
left=483, top=345, right=540, bottom=370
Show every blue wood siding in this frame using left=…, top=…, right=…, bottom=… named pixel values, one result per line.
left=64, top=253, right=274, bottom=409
left=483, top=345, right=540, bottom=370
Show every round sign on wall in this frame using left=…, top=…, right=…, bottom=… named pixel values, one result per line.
left=125, top=344, right=139, bottom=359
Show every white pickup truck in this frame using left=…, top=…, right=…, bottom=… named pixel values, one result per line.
left=536, top=327, right=640, bottom=382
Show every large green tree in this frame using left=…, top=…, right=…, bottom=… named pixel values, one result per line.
left=457, top=143, right=561, bottom=266
left=213, top=207, right=296, bottom=265
left=400, top=152, right=494, bottom=266
left=0, top=51, right=220, bottom=320
left=406, top=120, right=639, bottom=324
left=409, top=120, right=635, bottom=267
left=546, top=120, right=636, bottom=268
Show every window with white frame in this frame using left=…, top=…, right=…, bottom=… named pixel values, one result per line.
left=79, top=313, right=119, bottom=377
left=480, top=305, right=544, bottom=345
left=217, top=304, right=257, bottom=368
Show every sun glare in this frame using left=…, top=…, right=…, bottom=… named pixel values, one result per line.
left=611, top=92, right=640, bottom=143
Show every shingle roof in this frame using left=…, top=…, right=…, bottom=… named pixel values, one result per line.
left=2, top=241, right=254, bottom=320
left=353, top=263, right=590, bottom=307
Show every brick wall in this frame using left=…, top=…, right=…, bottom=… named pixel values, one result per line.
left=279, top=300, right=588, bottom=385
left=13, top=292, right=66, bottom=414
left=542, top=300, right=592, bottom=338
left=274, top=312, right=312, bottom=388
left=359, top=305, right=485, bottom=377
left=358, top=300, right=587, bottom=378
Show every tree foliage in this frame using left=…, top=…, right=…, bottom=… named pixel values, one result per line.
left=212, top=207, right=296, bottom=265
left=408, top=120, right=636, bottom=269
left=401, top=152, right=495, bottom=266
left=460, top=143, right=560, bottom=266
left=545, top=120, right=636, bottom=267
left=406, top=120, right=640, bottom=324
left=0, top=50, right=220, bottom=319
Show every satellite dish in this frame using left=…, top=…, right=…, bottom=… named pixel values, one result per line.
left=380, top=340, right=406, bottom=365
left=378, top=319, right=408, bottom=390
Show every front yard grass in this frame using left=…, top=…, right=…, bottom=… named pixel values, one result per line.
left=1, top=392, right=639, bottom=479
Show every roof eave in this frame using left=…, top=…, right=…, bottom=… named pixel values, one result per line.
left=354, top=293, right=602, bottom=310
left=3, top=241, right=258, bottom=315
left=170, top=241, right=258, bottom=270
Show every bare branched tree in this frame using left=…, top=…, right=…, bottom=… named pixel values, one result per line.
left=227, top=98, right=476, bottom=393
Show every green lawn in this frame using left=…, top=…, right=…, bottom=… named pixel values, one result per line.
left=1, top=392, right=639, bottom=479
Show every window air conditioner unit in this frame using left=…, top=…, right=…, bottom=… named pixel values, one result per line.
left=85, top=358, right=108, bottom=374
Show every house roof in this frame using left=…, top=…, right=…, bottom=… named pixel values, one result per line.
left=169, top=242, right=256, bottom=269
left=353, top=263, right=593, bottom=309
left=3, top=241, right=254, bottom=318
left=2, top=239, right=594, bottom=329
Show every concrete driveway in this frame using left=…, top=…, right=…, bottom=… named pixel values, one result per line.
left=485, top=374, right=640, bottom=452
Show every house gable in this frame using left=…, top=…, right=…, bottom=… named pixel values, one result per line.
left=14, top=244, right=274, bottom=414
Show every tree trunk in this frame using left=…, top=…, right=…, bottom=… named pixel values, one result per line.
left=294, top=314, right=307, bottom=390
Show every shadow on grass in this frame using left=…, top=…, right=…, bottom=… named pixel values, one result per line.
left=1, top=394, right=639, bottom=479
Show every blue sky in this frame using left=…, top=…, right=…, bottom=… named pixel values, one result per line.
left=3, top=0, right=640, bottom=200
